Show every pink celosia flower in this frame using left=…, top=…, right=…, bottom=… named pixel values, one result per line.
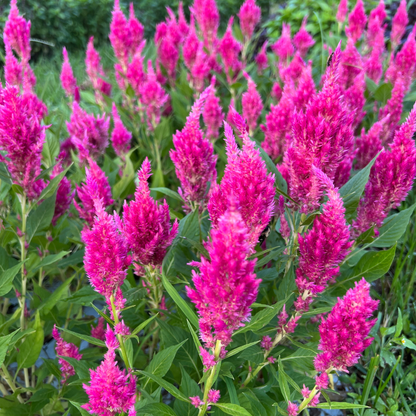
left=178, top=2, right=189, bottom=38
left=293, top=17, right=315, bottom=57
left=365, top=47, right=384, bottom=84
left=342, top=72, right=366, bottom=131
left=183, top=16, right=199, bottom=70
left=315, top=372, right=329, bottom=390
left=190, top=396, right=204, bottom=408
left=314, top=278, right=379, bottom=372
left=67, top=101, right=110, bottom=160
left=74, top=158, right=114, bottom=227
left=271, top=23, right=294, bottom=60
left=271, top=82, right=282, bottom=102
left=128, top=3, right=144, bottom=52
left=238, top=0, right=261, bottom=41
left=122, top=158, right=179, bottom=266
left=51, top=159, right=75, bottom=225
left=292, top=61, right=316, bottom=110
left=187, top=203, right=260, bottom=353
left=301, top=385, right=311, bottom=398
left=199, top=346, right=217, bottom=370
left=242, top=73, right=263, bottom=133
left=53, top=325, right=82, bottom=384
left=189, top=44, right=211, bottom=92
left=354, top=105, right=416, bottom=234
left=208, top=112, right=275, bottom=249
left=91, top=317, right=106, bottom=341
left=255, top=41, right=268, bottom=73
left=287, top=401, right=299, bottom=416
left=203, top=77, right=224, bottom=140
left=267, top=356, right=276, bottom=364
left=156, top=31, right=179, bottom=82
left=111, top=103, right=132, bottom=159
left=139, top=60, right=169, bottom=129
left=336, top=0, right=348, bottom=23
left=278, top=53, right=305, bottom=84
left=295, top=168, right=352, bottom=311
left=366, top=11, right=385, bottom=52
left=391, top=0, right=408, bottom=49
left=345, top=0, right=367, bottom=42
left=218, top=17, right=242, bottom=83
left=339, top=38, right=363, bottom=90
left=170, top=87, right=217, bottom=207
left=82, top=326, right=136, bottom=415
left=261, top=335, right=273, bottom=351
left=125, top=45, right=146, bottom=96
left=0, top=85, right=45, bottom=200
left=208, top=389, right=220, bottom=403
left=370, top=0, right=387, bottom=23
left=61, top=47, right=79, bottom=101
left=192, top=0, right=219, bottom=51
left=4, top=42, right=22, bottom=86
left=114, top=320, right=131, bottom=336
left=310, top=394, right=321, bottom=407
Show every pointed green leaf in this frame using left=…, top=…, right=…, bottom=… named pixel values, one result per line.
left=59, top=327, right=105, bottom=347
left=0, top=262, right=24, bottom=296
left=213, top=403, right=253, bottom=416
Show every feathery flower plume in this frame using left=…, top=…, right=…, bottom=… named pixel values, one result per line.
left=170, top=87, right=217, bottom=207
left=125, top=46, right=146, bottom=96
left=192, top=0, right=219, bottom=51
left=287, top=402, right=299, bottom=416
left=345, top=0, right=367, bottom=42
left=190, top=396, right=204, bottom=408
left=208, top=110, right=275, bottom=249
left=336, top=0, right=348, bottom=23
left=271, top=82, right=282, bottom=102
left=189, top=45, right=211, bottom=92
left=354, top=105, right=416, bottom=234
left=4, top=42, right=22, bottom=86
left=242, top=73, right=263, bottom=134
left=155, top=28, right=179, bottom=82
left=128, top=3, right=144, bottom=51
left=122, top=158, right=178, bottom=266
left=178, top=2, right=189, bottom=38
left=111, top=103, right=132, bottom=159
left=293, top=17, right=315, bottom=57
left=295, top=167, right=352, bottom=312
left=74, top=158, right=114, bottom=227
left=183, top=16, right=199, bottom=70
left=292, top=61, right=316, bottom=110
left=109, top=0, right=130, bottom=68
left=366, top=10, right=385, bottom=51
left=314, top=278, right=378, bottom=373
left=369, top=0, right=386, bottom=23
left=218, top=17, right=242, bottom=83
left=365, top=47, right=384, bottom=84
left=238, top=0, right=261, bottom=41
left=0, top=85, right=45, bottom=200
left=391, top=0, right=408, bottom=49
left=91, top=317, right=106, bottom=341
left=255, top=41, right=268, bottom=73
left=203, top=77, right=224, bottom=140
left=67, top=101, right=110, bottom=160
left=271, top=23, right=294, bottom=60
left=187, top=203, right=260, bottom=355
left=53, top=325, right=82, bottom=384
left=51, top=159, right=75, bottom=225
left=82, top=326, right=137, bottom=415
left=208, top=390, right=220, bottom=403
left=60, top=47, right=79, bottom=102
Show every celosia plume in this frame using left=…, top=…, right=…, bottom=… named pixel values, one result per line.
left=183, top=16, right=199, bottom=70
left=61, top=47, right=79, bottom=101
left=4, top=42, right=22, bottom=86
left=391, top=0, right=408, bottom=49
left=255, top=41, right=268, bottom=73
left=336, top=0, right=348, bottom=23
left=242, top=73, right=263, bottom=133
left=192, top=0, right=219, bottom=51
left=345, top=0, right=367, bottom=42
left=91, top=317, right=106, bottom=341
left=218, top=17, right=242, bottom=83
left=238, top=0, right=261, bottom=41
left=203, top=77, right=224, bottom=140
left=111, top=103, right=132, bottom=158
left=271, top=23, right=294, bottom=60
left=51, top=159, right=75, bottom=225
left=293, top=17, right=315, bottom=57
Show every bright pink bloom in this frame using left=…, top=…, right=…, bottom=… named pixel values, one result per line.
left=295, top=168, right=352, bottom=311
left=345, top=0, right=367, bottom=42
left=218, top=17, right=242, bottom=82
left=208, top=112, right=275, bottom=249
left=301, top=385, right=311, bottom=398
left=189, top=45, right=211, bottom=92
left=242, top=73, right=263, bottom=133
left=156, top=32, right=179, bottom=82
left=271, top=23, right=294, bottom=60
left=255, top=41, right=268, bottom=73
left=315, top=372, right=329, bottom=390
left=336, top=0, right=348, bottom=23
left=192, top=0, right=219, bottom=51
left=111, top=103, right=132, bottom=158
left=354, top=105, right=416, bottom=234
left=122, top=158, right=179, bottom=266
left=203, top=77, right=224, bottom=140
left=267, top=356, right=276, bottom=364
left=366, top=12, right=385, bottom=51
left=114, top=320, right=131, bottom=336
left=125, top=46, right=146, bottom=96
left=74, top=158, right=114, bottom=227
left=91, top=317, right=106, bottom=341
left=365, top=47, right=384, bottom=84
left=183, top=16, right=199, bottom=70
left=261, top=335, right=273, bottom=351
left=339, top=38, right=363, bottom=90
left=139, top=60, right=169, bottom=129
left=208, top=389, right=220, bottom=403
left=60, top=47, right=79, bottom=101
left=51, top=160, right=75, bottom=225
left=190, top=396, right=204, bottom=408
left=199, top=346, right=217, bottom=370
left=4, top=42, right=22, bottom=86
left=178, top=2, right=189, bottom=38
left=310, top=392, right=321, bottom=406
left=53, top=325, right=82, bottom=384
left=370, top=0, right=387, bottom=23
left=67, top=101, right=110, bottom=160
left=271, top=82, right=282, bottom=102
left=170, top=87, right=217, bottom=206
left=238, top=0, right=261, bottom=41
left=287, top=401, right=299, bottom=416
left=391, top=0, right=408, bottom=49
left=82, top=326, right=136, bottom=416
left=128, top=3, right=144, bottom=52
left=0, top=85, right=45, bottom=200
left=292, top=61, right=316, bottom=110
left=187, top=203, right=260, bottom=352
left=293, top=17, right=315, bottom=57
left=314, top=278, right=379, bottom=372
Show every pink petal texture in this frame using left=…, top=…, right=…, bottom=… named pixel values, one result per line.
left=242, top=72, right=263, bottom=134
left=272, top=23, right=294, bottom=60
left=238, top=0, right=261, bottom=41
left=111, top=103, right=132, bottom=158
left=218, top=17, right=242, bottom=83
left=293, top=17, right=315, bottom=57
left=192, top=0, right=219, bottom=51
left=345, top=0, right=367, bottom=42
left=61, top=47, right=79, bottom=101
left=336, top=0, right=348, bottom=23
left=391, top=0, right=408, bottom=49
left=255, top=41, right=269, bottom=73
left=203, top=77, right=224, bottom=140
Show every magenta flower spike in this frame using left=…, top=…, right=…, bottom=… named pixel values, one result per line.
left=125, top=45, right=146, bottom=96
left=91, top=317, right=106, bottom=341
left=218, top=17, right=242, bottom=83
left=242, top=72, right=263, bottom=134
left=109, top=0, right=130, bottom=69
left=128, top=3, right=144, bottom=52
left=292, top=61, right=316, bottom=110
left=208, top=110, right=275, bottom=249
left=4, top=41, right=23, bottom=86
left=255, top=41, right=268, bottom=73
left=156, top=29, right=179, bottom=82
left=122, top=158, right=179, bottom=266
left=178, top=2, right=189, bottom=38
left=187, top=203, right=260, bottom=354
left=366, top=9, right=385, bottom=52
left=314, top=278, right=379, bottom=373
left=183, top=16, right=200, bottom=70
left=203, top=77, right=224, bottom=140
left=82, top=326, right=136, bottom=415
left=345, top=0, right=367, bottom=42
left=0, top=85, right=45, bottom=200
left=192, top=0, right=219, bottom=51
left=74, top=158, right=114, bottom=227
left=336, top=0, right=348, bottom=23
left=370, top=0, right=387, bottom=23
left=170, top=87, right=217, bottom=207
left=365, top=47, right=384, bottom=84
left=238, top=0, right=261, bottom=41
left=391, top=0, right=408, bottom=49
left=61, top=47, right=79, bottom=101
left=53, top=325, right=82, bottom=384
left=271, top=23, right=294, bottom=60
left=294, top=167, right=352, bottom=312
left=354, top=105, right=416, bottom=234
left=111, top=103, right=132, bottom=159
left=293, top=17, right=315, bottom=57
left=287, top=402, right=299, bottom=416
left=189, top=44, right=211, bottom=92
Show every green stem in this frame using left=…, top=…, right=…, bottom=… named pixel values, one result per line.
left=1, top=364, right=24, bottom=403
left=110, top=294, right=131, bottom=369
left=19, top=193, right=27, bottom=331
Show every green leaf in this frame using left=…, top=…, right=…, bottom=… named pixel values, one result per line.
left=131, top=314, right=159, bottom=336
left=59, top=356, right=90, bottom=380
left=59, top=327, right=105, bottom=347
left=69, top=401, right=91, bottom=416
left=314, top=403, right=368, bottom=409
left=395, top=309, right=403, bottom=338
left=137, top=370, right=190, bottom=403
left=278, top=358, right=291, bottom=403
left=374, top=82, right=392, bottom=104
left=151, top=187, right=183, bottom=202
left=137, top=403, right=178, bottom=416
left=38, top=275, right=75, bottom=314
left=360, top=356, right=380, bottom=414
left=255, top=247, right=285, bottom=269
left=223, top=376, right=239, bottom=405
left=113, top=152, right=134, bottom=199
left=0, top=329, right=20, bottom=367
left=400, top=337, right=416, bottom=350
left=225, top=341, right=260, bottom=359
left=186, top=319, right=202, bottom=355
left=17, top=312, right=44, bottom=369
left=213, top=403, right=253, bottom=416
left=89, top=303, right=113, bottom=325
left=0, top=163, right=12, bottom=185
left=32, top=251, right=70, bottom=273
left=26, top=192, right=57, bottom=244
left=0, top=262, right=24, bottom=297
left=58, top=249, right=85, bottom=269
left=38, top=163, right=72, bottom=201
left=161, top=270, right=199, bottom=328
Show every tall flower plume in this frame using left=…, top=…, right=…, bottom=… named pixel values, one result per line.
left=208, top=109, right=275, bottom=250
left=203, top=77, right=224, bottom=140
left=192, top=0, right=219, bottom=51
left=170, top=87, right=217, bottom=207
left=336, top=0, right=348, bottom=24
left=242, top=73, right=263, bottom=134
left=122, top=158, right=178, bottom=266
left=391, top=0, right=408, bottom=49
left=61, top=47, right=79, bottom=102
left=187, top=203, right=260, bottom=355
left=4, top=42, right=22, bottom=87
left=293, top=17, right=315, bottom=57
left=183, top=16, right=199, bottom=71
left=271, top=23, right=294, bottom=60
left=218, top=17, right=242, bottom=83
left=111, top=103, right=132, bottom=159
left=345, top=0, right=367, bottom=42
left=255, top=41, right=268, bottom=73
left=314, top=278, right=378, bottom=373
left=354, top=105, right=416, bottom=234
left=238, top=0, right=261, bottom=41
left=82, top=326, right=136, bottom=416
